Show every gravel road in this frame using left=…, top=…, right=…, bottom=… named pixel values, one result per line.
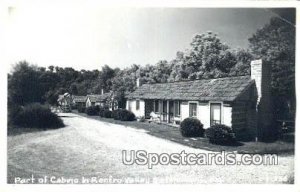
left=7, top=113, right=294, bottom=184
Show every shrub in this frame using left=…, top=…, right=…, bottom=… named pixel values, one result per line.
left=205, top=124, right=236, bottom=145
left=112, top=109, right=135, bottom=121
left=14, top=103, right=64, bottom=129
left=180, top=118, right=204, bottom=137
left=112, top=109, right=122, bottom=120
left=99, top=108, right=105, bottom=117
left=103, top=110, right=113, bottom=118
left=85, top=106, right=100, bottom=116
left=77, top=106, right=86, bottom=113
left=8, top=103, right=22, bottom=126
left=120, top=110, right=135, bottom=121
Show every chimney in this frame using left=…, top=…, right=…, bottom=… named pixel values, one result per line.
left=251, top=59, right=272, bottom=106
left=250, top=59, right=273, bottom=140
left=101, top=89, right=104, bottom=95
left=136, top=78, right=141, bottom=88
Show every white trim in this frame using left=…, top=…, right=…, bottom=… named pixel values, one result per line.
left=209, top=101, right=224, bottom=125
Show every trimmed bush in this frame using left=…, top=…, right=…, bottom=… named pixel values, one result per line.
left=14, top=103, right=64, bottom=129
left=85, top=106, right=100, bottom=116
left=120, top=110, right=135, bottom=121
left=180, top=118, right=204, bottom=137
left=205, top=124, right=236, bottom=145
left=112, top=109, right=123, bottom=120
left=103, top=110, right=113, bottom=118
left=77, top=106, right=86, bottom=113
left=99, top=108, right=105, bottom=117
left=112, top=109, right=135, bottom=121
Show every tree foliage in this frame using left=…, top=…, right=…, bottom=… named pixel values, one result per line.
left=8, top=17, right=295, bottom=121
left=249, top=17, right=295, bottom=118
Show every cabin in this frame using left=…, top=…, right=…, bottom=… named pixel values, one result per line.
left=72, top=95, right=86, bottom=109
left=86, top=94, right=106, bottom=107
left=125, top=59, right=273, bottom=140
left=57, top=92, right=72, bottom=112
left=86, top=91, right=118, bottom=110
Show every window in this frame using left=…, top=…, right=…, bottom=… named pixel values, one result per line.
left=136, top=100, right=140, bottom=110
left=154, top=100, right=159, bottom=113
left=210, top=103, right=221, bottom=126
left=175, top=101, right=181, bottom=117
left=189, top=103, right=197, bottom=117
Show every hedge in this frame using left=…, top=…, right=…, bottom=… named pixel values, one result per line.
left=13, top=103, right=64, bottom=129
left=112, top=109, right=135, bottom=121
left=180, top=118, right=204, bottom=137
left=85, top=106, right=100, bottom=116
left=205, top=124, right=236, bottom=145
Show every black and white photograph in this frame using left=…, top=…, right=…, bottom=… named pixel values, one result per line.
left=2, top=1, right=298, bottom=189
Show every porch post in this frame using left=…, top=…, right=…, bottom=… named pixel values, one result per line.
left=167, top=100, right=169, bottom=123
left=159, top=100, right=163, bottom=122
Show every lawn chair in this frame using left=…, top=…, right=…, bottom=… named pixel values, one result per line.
left=150, top=111, right=161, bottom=123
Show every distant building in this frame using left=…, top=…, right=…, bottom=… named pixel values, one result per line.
left=72, top=95, right=86, bottom=109
left=57, top=92, right=72, bottom=112
left=86, top=91, right=118, bottom=110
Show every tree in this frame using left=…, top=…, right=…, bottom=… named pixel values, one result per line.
left=98, top=65, right=116, bottom=92
left=168, top=31, right=239, bottom=81
left=8, top=61, right=44, bottom=105
left=229, top=49, right=253, bottom=76
left=248, top=17, right=295, bottom=119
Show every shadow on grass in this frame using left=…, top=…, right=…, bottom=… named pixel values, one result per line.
left=7, top=126, right=65, bottom=136
left=208, top=141, right=244, bottom=147
left=74, top=112, right=295, bottom=155
left=57, top=115, right=76, bottom=118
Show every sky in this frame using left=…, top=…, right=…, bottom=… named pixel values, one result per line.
left=6, top=6, right=293, bottom=71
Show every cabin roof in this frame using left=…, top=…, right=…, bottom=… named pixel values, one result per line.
left=72, top=95, right=87, bottom=102
left=87, top=92, right=111, bottom=102
left=125, top=75, right=254, bottom=102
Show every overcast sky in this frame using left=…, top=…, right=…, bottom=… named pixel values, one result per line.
left=7, top=6, right=290, bottom=71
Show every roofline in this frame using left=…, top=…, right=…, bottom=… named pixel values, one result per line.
left=137, top=75, right=251, bottom=87
left=125, top=75, right=253, bottom=100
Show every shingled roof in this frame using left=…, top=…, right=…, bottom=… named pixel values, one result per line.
left=87, top=92, right=112, bottom=103
left=72, top=95, right=87, bottom=103
left=126, top=76, right=254, bottom=102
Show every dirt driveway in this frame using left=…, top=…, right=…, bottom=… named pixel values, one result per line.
left=7, top=113, right=294, bottom=184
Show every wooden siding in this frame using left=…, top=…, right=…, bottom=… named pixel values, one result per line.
left=232, top=83, right=258, bottom=141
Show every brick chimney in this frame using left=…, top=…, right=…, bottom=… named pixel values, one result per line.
left=136, top=78, right=141, bottom=88
left=250, top=59, right=273, bottom=140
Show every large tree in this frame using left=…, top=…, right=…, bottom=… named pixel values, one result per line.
left=248, top=17, right=295, bottom=119
left=168, top=31, right=242, bottom=81
left=8, top=61, right=46, bottom=105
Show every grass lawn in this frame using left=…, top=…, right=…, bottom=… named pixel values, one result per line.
left=76, top=112, right=294, bottom=155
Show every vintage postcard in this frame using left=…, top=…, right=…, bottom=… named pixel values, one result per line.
left=1, top=0, right=299, bottom=191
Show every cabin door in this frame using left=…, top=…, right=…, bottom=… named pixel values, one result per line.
left=210, top=103, right=221, bottom=126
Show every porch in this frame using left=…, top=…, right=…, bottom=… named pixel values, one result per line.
left=144, top=99, right=181, bottom=125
